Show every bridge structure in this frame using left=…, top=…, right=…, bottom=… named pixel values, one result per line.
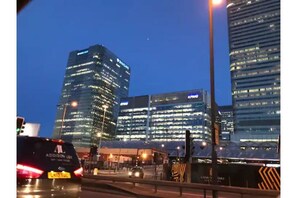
left=98, top=140, right=279, bottom=163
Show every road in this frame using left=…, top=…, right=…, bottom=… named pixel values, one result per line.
left=82, top=188, right=136, bottom=198
left=81, top=178, right=274, bottom=198
left=81, top=187, right=270, bottom=198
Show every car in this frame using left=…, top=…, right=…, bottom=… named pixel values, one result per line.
left=17, top=136, right=83, bottom=198
left=128, top=166, right=144, bottom=179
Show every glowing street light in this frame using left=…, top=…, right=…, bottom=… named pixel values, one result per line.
left=109, top=153, right=113, bottom=159
left=142, top=153, right=147, bottom=160
left=59, top=101, right=78, bottom=138
left=98, top=104, right=108, bottom=156
left=97, top=132, right=102, bottom=138
left=212, top=0, right=223, bottom=6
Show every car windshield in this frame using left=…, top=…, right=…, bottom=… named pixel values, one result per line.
left=17, top=137, right=80, bottom=170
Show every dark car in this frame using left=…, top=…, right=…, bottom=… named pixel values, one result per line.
left=17, top=136, right=83, bottom=198
left=128, top=166, right=144, bottom=178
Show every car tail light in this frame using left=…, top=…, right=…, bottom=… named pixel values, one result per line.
left=52, top=139, right=64, bottom=143
left=17, top=164, right=44, bottom=179
left=74, top=167, right=83, bottom=177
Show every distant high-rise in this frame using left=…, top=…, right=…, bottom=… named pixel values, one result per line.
left=227, top=0, right=280, bottom=141
left=116, top=89, right=215, bottom=142
left=52, top=45, right=130, bottom=148
left=218, top=105, right=234, bottom=141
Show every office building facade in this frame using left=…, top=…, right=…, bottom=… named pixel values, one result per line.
left=116, top=89, right=213, bottom=142
left=218, top=105, right=234, bottom=141
left=52, top=45, right=130, bottom=148
left=227, top=0, right=280, bottom=141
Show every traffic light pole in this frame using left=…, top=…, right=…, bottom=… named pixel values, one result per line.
left=185, top=130, right=192, bottom=183
left=186, top=158, right=192, bottom=183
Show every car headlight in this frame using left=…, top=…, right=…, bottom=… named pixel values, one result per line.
left=128, top=171, right=132, bottom=176
left=135, top=172, right=140, bottom=177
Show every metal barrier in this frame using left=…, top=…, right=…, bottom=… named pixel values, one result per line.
left=83, top=174, right=280, bottom=198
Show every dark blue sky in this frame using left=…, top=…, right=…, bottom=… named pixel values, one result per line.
left=17, top=0, right=231, bottom=138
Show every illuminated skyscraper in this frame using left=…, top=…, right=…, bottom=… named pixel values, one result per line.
left=52, top=45, right=130, bottom=148
left=227, top=0, right=280, bottom=141
left=116, top=89, right=214, bottom=142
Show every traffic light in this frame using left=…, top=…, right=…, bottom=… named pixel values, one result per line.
left=89, top=145, right=98, bottom=157
left=153, top=152, right=158, bottom=163
left=17, top=117, right=25, bottom=135
left=185, top=130, right=196, bottom=163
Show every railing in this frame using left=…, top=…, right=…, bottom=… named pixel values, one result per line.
left=83, top=174, right=280, bottom=198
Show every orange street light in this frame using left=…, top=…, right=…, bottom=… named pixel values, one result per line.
left=212, top=0, right=223, bottom=6
left=142, top=153, right=147, bottom=160
left=98, top=105, right=109, bottom=156
left=71, top=101, right=78, bottom=107
left=59, top=101, right=78, bottom=138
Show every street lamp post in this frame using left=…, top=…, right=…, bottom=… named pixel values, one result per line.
left=59, top=101, right=78, bottom=139
left=98, top=104, right=108, bottom=156
left=208, top=0, right=222, bottom=197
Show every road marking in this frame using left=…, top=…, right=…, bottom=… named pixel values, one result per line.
left=258, top=167, right=280, bottom=191
left=157, top=189, right=230, bottom=198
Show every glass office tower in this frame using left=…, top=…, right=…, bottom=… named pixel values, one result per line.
left=218, top=105, right=234, bottom=141
left=116, top=89, right=213, bottom=142
left=227, top=0, right=280, bottom=141
left=52, top=45, right=130, bottom=148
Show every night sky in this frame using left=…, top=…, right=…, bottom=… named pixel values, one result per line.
left=17, top=0, right=231, bottom=138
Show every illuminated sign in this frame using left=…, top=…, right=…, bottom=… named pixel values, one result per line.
left=77, top=50, right=89, bottom=55
left=187, top=94, right=199, bottom=99
left=117, top=58, right=129, bottom=69
left=55, top=145, right=64, bottom=154
left=120, top=101, right=129, bottom=106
